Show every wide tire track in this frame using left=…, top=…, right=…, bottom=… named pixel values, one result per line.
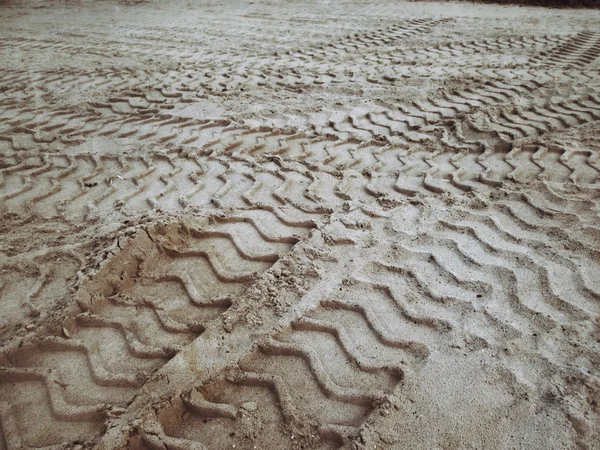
left=0, top=210, right=318, bottom=448
left=138, top=279, right=433, bottom=449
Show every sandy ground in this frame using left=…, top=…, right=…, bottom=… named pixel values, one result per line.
left=1, top=0, right=600, bottom=449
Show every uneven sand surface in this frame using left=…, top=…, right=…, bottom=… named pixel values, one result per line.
left=1, top=0, right=600, bottom=448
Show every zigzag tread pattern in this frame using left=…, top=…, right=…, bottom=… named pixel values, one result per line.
left=0, top=19, right=452, bottom=101
left=2, top=75, right=598, bottom=167
left=532, top=31, right=600, bottom=68
left=1, top=103, right=599, bottom=228
left=0, top=211, right=315, bottom=448
left=136, top=184, right=600, bottom=449
left=393, top=33, right=569, bottom=66
left=2, top=7, right=600, bottom=450
left=138, top=278, right=431, bottom=449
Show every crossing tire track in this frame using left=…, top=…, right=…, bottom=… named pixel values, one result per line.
left=133, top=186, right=600, bottom=450
left=2, top=5, right=600, bottom=450
left=0, top=208, right=318, bottom=448
left=0, top=19, right=450, bottom=103
left=138, top=278, right=432, bottom=449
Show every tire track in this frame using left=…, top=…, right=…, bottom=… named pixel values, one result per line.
left=394, top=33, right=568, bottom=66
left=5, top=81, right=595, bottom=155
left=138, top=279, right=430, bottom=449
left=2, top=62, right=599, bottom=117
left=381, top=198, right=600, bottom=430
left=0, top=19, right=450, bottom=102
left=0, top=211, right=316, bottom=448
left=2, top=124, right=599, bottom=230
left=0, top=151, right=335, bottom=227
left=277, top=18, right=452, bottom=63
left=532, top=31, right=600, bottom=68
left=0, top=35, right=237, bottom=68
left=133, top=187, right=600, bottom=449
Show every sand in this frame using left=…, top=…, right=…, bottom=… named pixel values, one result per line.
left=0, top=0, right=599, bottom=449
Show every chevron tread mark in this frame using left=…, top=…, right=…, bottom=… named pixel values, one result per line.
left=0, top=151, right=334, bottom=230
left=532, top=31, right=600, bottom=68
left=395, top=34, right=569, bottom=67
left=2, top=130, right=599, bottom=228
left=138, top=277, right=435, bottom=449
left=0, top=211, right=313, bottom=448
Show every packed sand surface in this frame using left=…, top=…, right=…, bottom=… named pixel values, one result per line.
left=1, top=0, right=600, bottom=448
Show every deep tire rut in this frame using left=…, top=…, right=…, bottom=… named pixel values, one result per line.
left=0, top=212, right=320, bottom=448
